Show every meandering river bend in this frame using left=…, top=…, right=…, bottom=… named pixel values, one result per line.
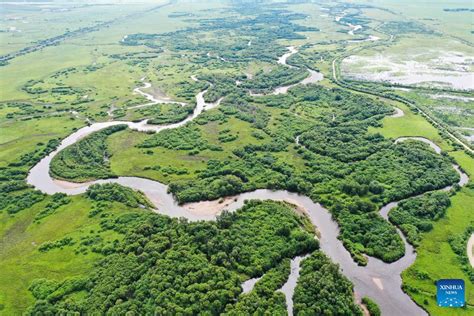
left=249, top=46, right=324, bottom=96
left=26, top=48, right=469, bottom=316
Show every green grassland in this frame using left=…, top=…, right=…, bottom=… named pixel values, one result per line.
left=399, top=91, right=473, bottom=128
left=0, top=194, right=144, bottom=314
left=368, top=102, right=453, bottom=151
left=402, top=187, right=474, bottom=314
left=0, top=116, right=82, bottom=168
left=0, top=0, right=473, bottom=314
left=372, top=85, right=474, bottom=314
left=344, top=36, right=473, bottom=62
left=108, top=116, right=265, bottom=183
left=0, top=2, right=151, bottom=55
left=388, top=89, right=474, bottom=145
left=355, top=0, right=474, bottom=42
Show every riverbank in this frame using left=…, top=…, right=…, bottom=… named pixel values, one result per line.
left=468, top=234, right=474, bottom=268
left=25, top=47, right=469, bottom=316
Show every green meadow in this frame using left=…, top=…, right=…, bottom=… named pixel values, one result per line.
left=0, top=0, right=472, bottom=314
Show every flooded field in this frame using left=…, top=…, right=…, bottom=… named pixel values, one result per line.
left=342, top=50, right=474, bottom=90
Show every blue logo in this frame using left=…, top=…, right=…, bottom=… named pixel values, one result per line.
left=437, top=279, right=465, bottom=307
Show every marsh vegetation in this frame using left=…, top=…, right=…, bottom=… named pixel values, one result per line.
left=0, top=0, right=472, bottom=315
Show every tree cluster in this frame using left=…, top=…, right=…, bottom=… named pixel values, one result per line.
left=27, top=200, right=318, bottom=314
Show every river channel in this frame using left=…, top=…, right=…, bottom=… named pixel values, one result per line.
left=26, top=47, right=469, bottom=316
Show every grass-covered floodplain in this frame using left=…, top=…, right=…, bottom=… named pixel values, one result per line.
left=0, top=0, right=473, bottom=315
left=0, top=195, right=142, bottom=313
left=402, top=187, right=474, bottom=315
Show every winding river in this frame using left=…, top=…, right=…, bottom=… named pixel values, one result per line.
left=130, top=79, right=187, bottom=108
left=276, top=46, right=324, bottom=93
left=25, top=48, right=469, bottom=316
left=249, top=46, right=324, bottom=96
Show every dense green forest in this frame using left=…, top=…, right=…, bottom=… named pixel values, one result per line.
left=389, top=192, right=451, bottom=246
left=1, top=1, right=472, bottom=314
left=448, top=225, right=474, bottom=282
left=86, top=183, right=153, bottom=209
left=123, top=10, right=317, bottom=64
left=47, top=83, right=460, bottom=266
left=141, top=125, right=211, bottom=151
left=293, top=252, right=362, bottom=315
left=50, top=125, right=127, bottom=182
left=26, top=196, right=321, bottom=314
left=362, top=297, right=381, bottom=316
left=0, top=137, right=63, bottom=215
left=2, top=4, right=461, bottom=288
left=224, top=259, right=290, bottom=315
left=161, top=85, right=459, bottom=265
left=240, top=67, right=308, bottom=94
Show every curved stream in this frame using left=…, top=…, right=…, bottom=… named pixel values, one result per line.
left=276, top=46, right=324, bottom=93
left=279, top=255, right=309, bottom=316
left=130, top=79, right=187, bottom=108
left=26, top=48, right=469, bottom=315
left=249, top=46, right=324, bottom=96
